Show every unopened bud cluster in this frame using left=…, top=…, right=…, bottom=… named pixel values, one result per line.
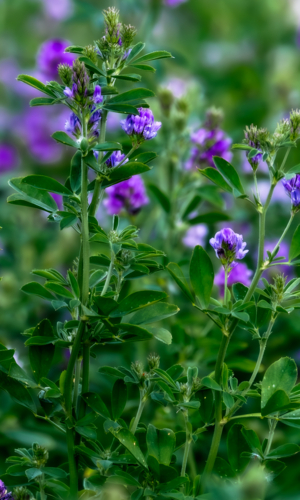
left=147, top=353, right=160, bottom=371
left=32, top=443, right=49, bottom=468
left=96, top=7, right=137, bottom=61
left=270, top=274, right=287, bottom=303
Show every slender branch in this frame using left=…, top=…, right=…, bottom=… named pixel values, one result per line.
left=89, top=109, right=108, bottom=217
left=73, top=357, right=82, bottom=418
left=116, top=144, right=138, bottom=168
left=269, top=213, right=294, bottom=261
left=78, top=343, right=90, bottom=421
left=280, top=147, right=291, bottom=173
left=181, top=411, right=191, bottom=478
left=34, top=414, right=66, bottom=434
left=264, top=419, right=278, bottom=455
left=101, top=248, right=115, bottom=296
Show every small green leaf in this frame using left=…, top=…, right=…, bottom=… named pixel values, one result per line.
left=213, top=156, right=245, bottom=196
left=289, top=225, right=300, bottom=262
left=109, top=290, right=167, bottom=317
left=30, top=97, right=56, bottom=106
left=21, top=175, right=72, bottom=195
left=17, top=74, right=55, bottom=96
left=125, top=42, right=146, bottom=64
left=227, top=424, right=251, bottom=474
left=109, top=88, right=155, bottom=104
left=131, top=51, right=173, bottom=64
left=130, top=302, right=179, bottom=325
left=9, top=177, right=58, bottom=212
left=93, top=141, right=122, bottom=152
left=167, top=262, right=194, bottom=301
left=112, top=379, right=127, bottom=420
left=213, top=457, right=235, bottom=479
left=21, top=282, right=54, bottom=301
left=44, top=282, right=73, bottom=298
left=145, top=327, right=172, bottom=345
left=201, top=376, right=222, bottom=391
left=199, top=167, right=233, bottom=193
left=131, top=64, right=156, bottom=72
left=68, top=271, right=80, bottom=299
left=102, top=103, right=140, bottom=115
left=112, top=73, right=142, bottom=82
left=261, top=357, right=297, bottom=411
left=147, top=424, right=175, bottom=466
left=261, top=390, right=290, bottom=417
left=223, top=392, right=234, bottom=409
left=102, top=162, right=151, bottom=188
left=82, top=392, right=111, bottom=419
left=51, top=131, right=78, bottom=148
left=198, top=390, right=214, bottom=423
left=107, top=426, right=148, bottom=469
left=266, top=444, right=300, bottom=459
left=189, top=212, right=231, bottom=224
left=189, top=245, right=214, bottom=309
left=78, top=56, right=106, bottom=76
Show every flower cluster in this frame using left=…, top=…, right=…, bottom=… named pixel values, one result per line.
left=182, top=224, right=208, bottom=248
left=0, top=144, right=19, bottom=174
left=105, top=150, right=127, bottom=168
left=282, top=174, right=300, bottom=211
left=243, top=124, right=267, bottom=171
left=96, top=7, right=137, bottom=59
left=0, top=480, right=13, bottom=500
left=63, top=59, right=90, bottom=104
left=104, top=175, right=149, bottom=215
left=121, top=108, right=162, bottom=144
left=210, top=227, right=248, bottom=271
left=185, top=107, right=232, bottom=170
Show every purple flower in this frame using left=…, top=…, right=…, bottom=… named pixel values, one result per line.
left=104, top=175, right=149, bottom=215
left=185, top=128, right=232, bottom=170
left=0, top=480, right=13, bottom=500
left=182, top=224, right=208, bottom=248
left=256, top=180, right=288, bottom=206
left=215, top=263, right=253, bottom=296
left=65, top=106, right=101, bottom=143
left=242, top=151, right=268, bottom=174
left=121, top=108, right=161, bottom=142
left=282, top=175, right=300, bottom=209
left=65, top=112, right=81, bottom=137
left=42, top=0, right=73, bottom=20
left=37, top=39, right=75, bottom=80
left=93, top=85, right=103, bottom=104
left=51, top=193, right=63, bottom=210
left=210, top=228, right=248, bottom=269
left=0, top=144, right=19, bottom=173
left=106, top=151, right=128, bottom=168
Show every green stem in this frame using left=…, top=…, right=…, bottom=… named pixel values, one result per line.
left=130, top=390, right=147, bottom=435
left=34, top=414, right=66, bottom=433
left=101, top=249, right=115, bottom=296
left=73, top=357, right=82, bottom=418
left=228, top=413, right=279, bottom=421
left=181, top=411, right=191, bottom=478
left=265, top=419, right=277, bottom=455
left=224, top=268, right=228, bottom=306
left=39, top=474, right=46, bottom=500
left=66, top=425, right=78, bottom=499
left=89, top=109, right=108, bottom=217
left=269, top=213, right=294, bottom=261
left=78, top=343, right=90, bottom=421
left=280, top=147, right=291, bottom=173
left=116, top=144, right=138, bottom=168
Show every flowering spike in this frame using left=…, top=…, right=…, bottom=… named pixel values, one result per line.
left=121, top=108, right=161, bottom=143
left=210, top=228, right=248, bottom=271
left=282, top=174, right=300, bottom=211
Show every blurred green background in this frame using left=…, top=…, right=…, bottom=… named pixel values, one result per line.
left=1, top=0, right=300, bottom=497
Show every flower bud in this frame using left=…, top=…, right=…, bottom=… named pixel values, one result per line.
left=13, top=487, right=33, bottom=500
left=147, top=353, right=160, bottom=371
left=289, top=109, right=300, bottom=141
left=80, top=138, right=89, bottom=153
left=157, top=87, right=174, bottom=116
left=271, top=273, right=287, bottom=303
left=204, top=106, right=224, bottom=130
left=58, top=63, right=72, bottom=86
left=32, top=443, right=49, bottom=468
left=84, top=45, right=98, bottom=64
left=121, top=24, right=137, bottom=49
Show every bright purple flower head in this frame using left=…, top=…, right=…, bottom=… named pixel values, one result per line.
left=37, top=39, right=75, bottom=80
left=93, top=85, right=103, bottom=104
left=0, top=144, right=19, bottom=174
left=210, top=228, right=248, bottom=270
left=185, top=128, right=232, bottom=170
left=106, top=150, right=128, bottom=168
left=104, top=175, right=149, bottom=215
left=182, top=224, right=208, bottom=248
left=65, top=112, right=81, bottom=137
left=0, top=480, right=13, bottom=500
left=282, top=174, right=300, bottom=209
left=215, top=263, right=253, bottom=296
left=121, top=108, right=161, bottom=142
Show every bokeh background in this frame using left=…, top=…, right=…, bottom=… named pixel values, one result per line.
left=2, top=0, right=300, bottom=497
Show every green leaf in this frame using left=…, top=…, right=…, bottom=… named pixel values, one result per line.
left=241, top=428, right=262, bottom=454
left=26, top=468, right=42, bottom=481
left=93, top=142, right=122, bottom=152
left=198, top=390, right=214, bottom=424
left=109, top=290, right=167, bottom=317
left=78, top=56, right=106, bottom=76
left=131, top=51, right=173, bottom=64
left=131, top=64, right=156, bottom=72
left=70, top=151, right=82, bottom=192
left=0, top=348, right=15, bottom=362
left=147, top=184, right=170, bottom=213
left=261, top=357, right=297, bottom=412
left=82, top=392, right=111, bottom=419
left=44, top=282, right=73, bottom=298
left=146, top=424, right=175, bottom=466
left=167, top=262, right=194, bottom=301
left=227, top=424, right=250, bottom=474
left=106, top=471, right=141, bottom=487
left=102, top=103, right=140, bottom=115
left=132, top=151, right=157, bottom=164
left=16, top=74, right=55, bottom=96
left=201, top=376, right=221, bottom=391
left=112, top=73, right=142, bottom=82
left=213, top=457, right=235, bottom=479
left=68, top=271, right=80, bottom=299
left=21, top=282, right=54, bottom=301
left=189, top=245, right=214, bottom=309
left=199, top=167, right=233, bottom=193
left=107, top=426, right=148, bottom=469
left=125, top=42, right=146, bottom=64
left=109, top=88, right=155, bottom=104
left=9, top=177, right=58, bottom=212
left=21, top=175, right=72, bottom=195
left=102, top=162, right=151, bottom=188
left=232, top=144, right=253, bottom=151
left=111, top=379, right=127, bottom=420
left=189, top=211, right=231, bottom=224
left=43, top=467, right=68, bottom=478
left=266, top=444, right=300, bottom=459
left=264, top=459, right=286, bottom=479
left=28, top=319, right=55, bottom=382
left=30, top=97, right=56, bottom=106
left=60, top=214, right=77, bottom=230
left=289, top=225, right=300, bottom=262
left=213, top=156, right=245, bottom=196
left=75, top=425, right=97, bottom=440
left=145, top=327, right=172, bottom=345
left=51, top=131, right=79, bottom=148
left=154, top=368, right=178, bottom=390
left=0, top=372, right=36, bottom=412
left=261, top=390, right=290, bottom=417
left=98, top=366, right=125, bottom=379
left=223, top=392, right=234, bottom=409
left=130, top=302, right=179, bottom=325
left=65, top=45, right=85, bottom=54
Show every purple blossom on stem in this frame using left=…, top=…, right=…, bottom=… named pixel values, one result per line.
left=215, top=263, right=253, bottom=296
left=182, top=224, right=208, bottom=248
left=282, top=174, right=300, bottom=209
left=106, top=151, right=128, bottom=168
left=104, top=175, right=149, bottom=215
left=121, top=108, right=161, bottom=142
left=65, top=112, right=81, bottom=136
left=93, top=85, right=103, bottom=104
left=210, top=228, right=248, bottom=270
left=37, top=39, right=75, bottom=80
left=185, top=128, right=232, bottom=170
left=0, top=144, right=19, bottom=173
left=0, top=480, right=13, bottom=500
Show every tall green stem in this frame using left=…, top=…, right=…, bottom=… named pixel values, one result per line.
left=265, top=419, right=277, bottom=455
left=89, top=109, right=108, bottom=217
left=101, top=249, right=115, bottom=296
left=78, top=343, right=90, bottom=421
left=181, top=411, right=191, bottom=478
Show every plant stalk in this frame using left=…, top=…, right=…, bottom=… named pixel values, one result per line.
left=181, top=411, right=191, bottom=478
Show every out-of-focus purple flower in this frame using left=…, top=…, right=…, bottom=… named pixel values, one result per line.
left=93, top=85, right=103, bottom=104
left=42, top=0, right=73, bottom=20
left=65, top=105, right=101, bottom=143
left=0, top=144, right=19, bottom=173
left=51, top=193, right=63, bottom=210
left=256, top=180, right=288, bottom=206
left=0, top=479, right=13, bottom=500
left=185, top=128, right=232, bottom=170
left=215, top=263, right=253, bottom=295
left=106, top=112, right=122, bottom=131
left=282, top=174, right=300, bottom=209
left=182, top=224, right=208, bottom=248
left=164, top=0, right=188, bottom=6
left=65, top=112, right=81, bottom=137
left=106, top=151, right=128, bottom=168
left=37, top=39, right=75, bottom=80
left=210, top=228, right=248, bottom=269
left=121, top=108, right=161, bottom=142
left=165, top=77, right=188, bottom=98
left=263, top=240, right=294, bottom=280
left=104, top=175, right=149, bottom=215
left=242, top=151, right=268, bottom=174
